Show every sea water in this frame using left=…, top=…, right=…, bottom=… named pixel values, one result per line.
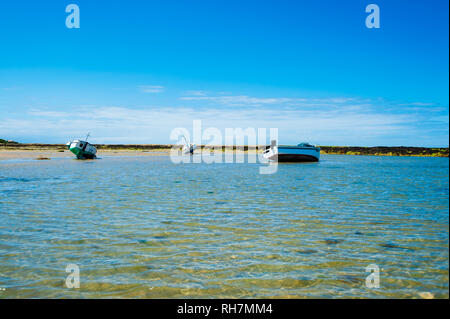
left=0, top=154, right=448, bottom=298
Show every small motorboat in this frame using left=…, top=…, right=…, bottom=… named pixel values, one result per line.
left=263, top=140, right=320, bottom=162
left=66, top=134, right=97, bottom=159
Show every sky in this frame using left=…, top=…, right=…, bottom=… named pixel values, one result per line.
left=0, top=0, right=448, bottom=146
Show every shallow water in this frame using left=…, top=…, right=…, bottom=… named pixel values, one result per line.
left=0, top=154, right=448, bottom=298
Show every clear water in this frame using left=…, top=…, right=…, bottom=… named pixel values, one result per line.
left=0, top=154, right=448, bottom=298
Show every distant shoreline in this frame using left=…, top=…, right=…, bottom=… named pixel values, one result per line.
left=1, top=143, right=448, bottom=158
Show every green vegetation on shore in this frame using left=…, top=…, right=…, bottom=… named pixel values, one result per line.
left=1, top=142, right=448, bottom=157
left=0, top=138, right=18, bottom=145
left=319, top=146, right=449, bottom=157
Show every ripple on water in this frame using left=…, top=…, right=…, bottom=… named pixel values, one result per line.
left=0, top=155, right=448, bottom=298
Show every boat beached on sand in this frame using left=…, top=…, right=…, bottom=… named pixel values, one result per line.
left=182, top=135, right=197, bottom=155
left=263, top=140, right=320, bottom=162
left=66, top=134, right=97, bottom=159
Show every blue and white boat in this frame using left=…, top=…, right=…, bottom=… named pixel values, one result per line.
left=263, top=140, right=320, bottom=162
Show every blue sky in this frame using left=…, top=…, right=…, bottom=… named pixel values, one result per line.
left=0, top=0, right=448, bottom=146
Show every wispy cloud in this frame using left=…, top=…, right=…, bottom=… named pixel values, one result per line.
left=2, top=100, right=447, bottom=146
left=181, top=95, right=299, bottom=106
left=28, top=110, right=70, bottom=117
left=184, top=90, right=208, bottom=96
left=398, top=102, right=435, bottom=106
left=179, top=94, right=359, bottom=107
left=138, top=85, right=165, bottom=93
left=1, top=90, right=447, bottom=146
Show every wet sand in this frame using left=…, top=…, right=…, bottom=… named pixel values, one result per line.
left=0, top=148, right=256, bottom=160
left=0, top=149, right=171, bottom=160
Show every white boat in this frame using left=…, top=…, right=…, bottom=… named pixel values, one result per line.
left=182, top=135, right=196, bottom=155
left=66, top=136, right=97, bottom=159
left=263, top=140, right=320, bottom=162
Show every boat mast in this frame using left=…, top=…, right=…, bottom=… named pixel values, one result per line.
left=182, top=135, right=189, bottom=146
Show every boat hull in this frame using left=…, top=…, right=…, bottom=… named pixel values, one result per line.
left=70, top=148, right=96, bottom=159
left=267, top=153, right=319, bottom=162
left=264, top=146, right=320, bottom=162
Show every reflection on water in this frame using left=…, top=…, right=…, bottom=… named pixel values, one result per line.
left=0, top=155, right=448, bottom=298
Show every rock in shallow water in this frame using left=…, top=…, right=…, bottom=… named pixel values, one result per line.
left=418, top=292, right=434, bottom=299
left=296, top=248, right=318, bottom=254
left=324, top=239, right=343, bottom=245
left=379, top=243, right=413, bottom=250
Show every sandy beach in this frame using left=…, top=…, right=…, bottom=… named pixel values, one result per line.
left=0, top=147, right=257, bottom=160
left=0, top=144, right=448, bottom=160
left=0, top=149, right=171, bottom=160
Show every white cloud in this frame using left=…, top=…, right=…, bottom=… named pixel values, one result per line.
left=138, top=85, right=165, bottom=93
left=399, top=102, right=435, bottom=106
left=2, top=103, right=446, bottom=146
left=180, top=95, right=298, bottom=106
left=179, top=94, right=361, bottom=108
left=28, top=110, right=70, bottom=117
left=184, top=90, right=207, bottom=96
left=1, top=93, right=447, bottom=146
left=1, top=87, right=20, bottom=91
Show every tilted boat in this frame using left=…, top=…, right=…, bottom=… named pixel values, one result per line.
left=182, top=135, right=197, bottom=155
left=263, top=140, right=320, bottom=162
left=66, top=137, right=97, bottom=159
